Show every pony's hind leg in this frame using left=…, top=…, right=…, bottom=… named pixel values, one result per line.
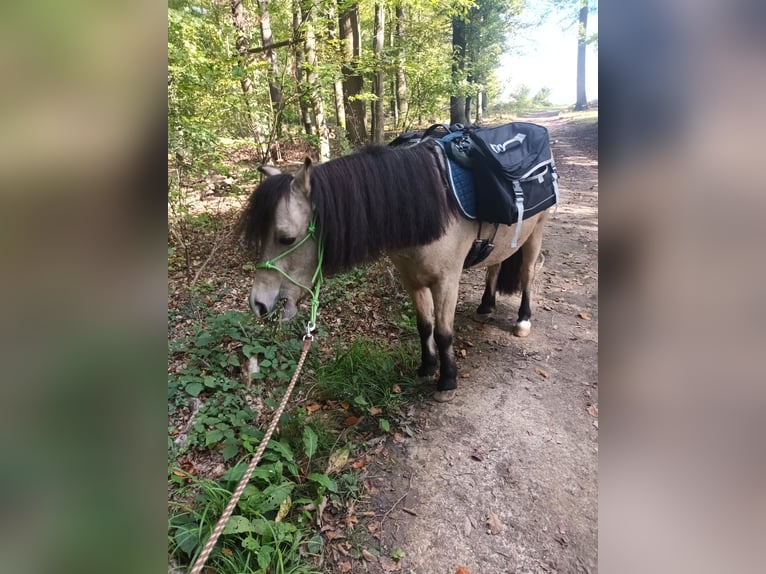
left=476, top=264, right=500, bottom=318
left=513, top=224, right=546, bottom=337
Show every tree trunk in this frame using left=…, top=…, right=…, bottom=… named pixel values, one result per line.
left=475, top=90, right=483, bottom=124
left=292, top=0, right=312, bottom=135
left=339, top=4, right=366, bottom=146
left=450, top=15, right=468, bottom=126
left=257, top=0, right=282, bottom=162
left=327, top=1, right=346, bottom=131
left=395, top=6, right=409, bottom=130
left=574, top=1, right=589, bottom=111
left=304, top=4, right=331, bottom=160
left=371, top=2, right=385, bottom=144
left=229, top=0, right=265, bottom=153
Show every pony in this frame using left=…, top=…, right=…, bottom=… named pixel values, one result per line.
left=239, top=141, right=550, bottom=402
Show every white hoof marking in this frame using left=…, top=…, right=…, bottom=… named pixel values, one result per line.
left=514, top=320, right=532, bottom=337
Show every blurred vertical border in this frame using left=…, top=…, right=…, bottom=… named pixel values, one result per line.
left=601, top=1, right=766, bottom=573
left=0, top=1, right=167, bottom=573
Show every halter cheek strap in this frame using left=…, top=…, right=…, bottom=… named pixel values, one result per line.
left=256, top=216, right=324, bottom=338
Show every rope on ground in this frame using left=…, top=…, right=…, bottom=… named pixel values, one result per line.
left=189, top=337, right=313, bottom=574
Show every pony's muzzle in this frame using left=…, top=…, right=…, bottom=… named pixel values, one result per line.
left=250, top=298, right=268, bottom=317
left=249, top=289, right=274, bottom=317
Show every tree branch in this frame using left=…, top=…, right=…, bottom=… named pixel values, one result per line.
left=247, top=38, right=293, bottom=54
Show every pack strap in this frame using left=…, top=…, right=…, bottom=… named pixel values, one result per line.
left=511, top=181, right=524, bottom=248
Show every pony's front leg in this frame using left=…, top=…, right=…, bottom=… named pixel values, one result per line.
left=407, top=286, right=438, bottom=378
left=431, top=278, right=461, bottom=402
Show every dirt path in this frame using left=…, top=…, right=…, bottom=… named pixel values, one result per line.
left=367, top=115, right=598, bottom=574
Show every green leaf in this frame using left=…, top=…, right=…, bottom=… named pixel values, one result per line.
left=185, top=382, right=203, bottom=397
left=222, top=441, right=239, bottom=461
left=302, top=426, right=318, bottom=459
left=257, top=482, right=294, bottom=513
left=308, top=473, right=338, bottom=493
left=203, top=375, right=216, bottom=388
left=222, top=515, right=255, bottom=535
left=379, top=418, right=390, bottom=432
left=267, top=440, right=294, bottom=462
left=205, top=429, right=224, bottom=447
left=242, top=535, right=260, bottom=552
left=257, top=545, right=273, bottom=570
left=174, top=525, right=200, bottom=555
left=392, top=547, right=404, bottom=559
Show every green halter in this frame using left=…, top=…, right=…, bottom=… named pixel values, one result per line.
left=255, top=216, right=324, bottom=338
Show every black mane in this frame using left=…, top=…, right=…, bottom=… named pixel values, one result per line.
left=239, top=142, right=457, bottom=275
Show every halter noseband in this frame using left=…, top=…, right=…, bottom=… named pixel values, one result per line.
left=256, top=215, right=324, bottom=338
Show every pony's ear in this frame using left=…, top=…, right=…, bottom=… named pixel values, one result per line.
left=258, top=165, right=282, bottom=177
left=293, top=157, right=313, bottom=197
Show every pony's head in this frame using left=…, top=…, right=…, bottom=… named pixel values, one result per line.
left=239, top=158, right=317, bottom=320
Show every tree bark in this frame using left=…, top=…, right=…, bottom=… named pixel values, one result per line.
left=371, top=2, right=385, bottom=144
left=257, top=0, right=282, bottom=161
left=327, top=1, right=346, bottom=131
left=292, top=0, right=312, bottom=135
left=450, top=15, right=468, bottom=126
left=574, top=1, right=589, bottom=111
left=339, top=4, right=367, bottom=146
left=475, top=90, right=483, bottom=124
left=304, top=4, right=331, bottom=160
left=395, top=6, right=409, bottom=130
left=229, top=0, right=265, bottom=153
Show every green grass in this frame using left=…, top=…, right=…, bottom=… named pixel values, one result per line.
left=314, top=338, right=422, bottom=419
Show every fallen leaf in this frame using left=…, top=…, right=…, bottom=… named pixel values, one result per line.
left=578, top=311, right=592, bottom=320
left=337, top=560, right=352, bottom=572
left=392, top=384, right=401, bottom=394
left=362, top=549, right=376, bottom=562
left=486, top=511, right=505, bottom=535
left=306, top=402, right=321, bottom=414
left=221, top=547, right=233, bottom=556
left=459, top=348, right=467, bottom=357
left=463, top=516, right=472, bottom=536
left=593, top=420, right=599, bottom=430
left=275, top=496, right=291, bottom=523
left=341, top=402, right=350, bottom=410
left=535, top=367, right=549, bottom=379
left=351, top=457, right=367, bottom=469
left=470, top=448, right=485, bottom=461
left=343, top=416, right=360, bottom=427
left=325, top=448, right=351, bottom=474
left=456, top=568, right=471, bottom=574
left=393, top=432, right=405, bottom=443
left=324, top=530, right=345, bottom=541
left=172, top=470, right=186, bottom=477
left=369, top=406, right=382, bottom=416
left=378, top=556, right=401, bottom=571
left=587, top=404, right=599, bottom=417
left=367, top=521, right=380, bottom=533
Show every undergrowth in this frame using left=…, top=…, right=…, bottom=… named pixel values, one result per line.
left=168, top=266, right=422, bottom=573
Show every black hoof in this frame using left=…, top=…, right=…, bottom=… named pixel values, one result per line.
left=476, top=303, right=495, bottom=315
left=433, top=390, right=457, bottom=402
left=436, top=377, right=458, bottom=392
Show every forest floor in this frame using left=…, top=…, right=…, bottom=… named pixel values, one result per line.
left=359, top=111, right=599, bottom=574
left=167, top=110, right=598, bottom=574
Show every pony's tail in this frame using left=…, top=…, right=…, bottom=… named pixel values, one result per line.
left=496, top=249, right=523, bottom=295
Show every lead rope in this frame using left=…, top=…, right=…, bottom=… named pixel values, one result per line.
left=189, top=224, right=324, bottom=574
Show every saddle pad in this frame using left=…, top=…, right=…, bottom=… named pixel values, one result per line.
left=435, top=139, right=477, bottom=220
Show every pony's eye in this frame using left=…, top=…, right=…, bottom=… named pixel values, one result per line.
left=279, top=236, right=297, bottom=246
